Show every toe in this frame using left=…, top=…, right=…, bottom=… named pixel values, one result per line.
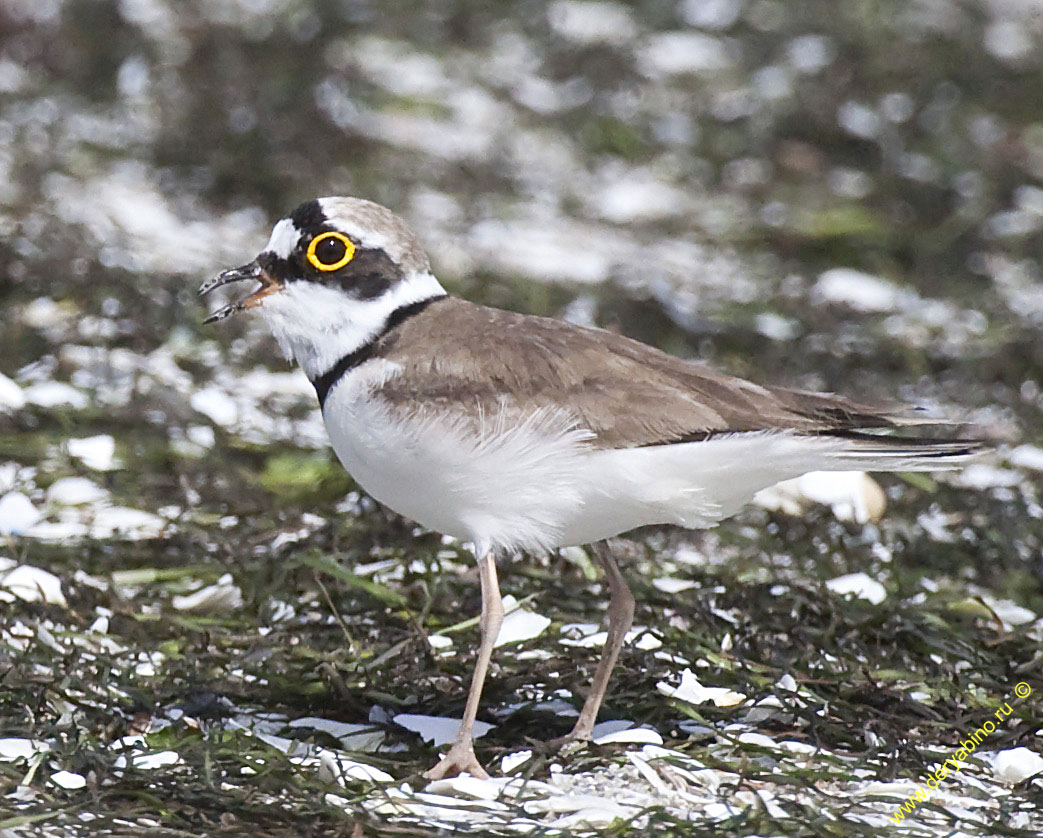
left=423, top=745, right=490, bottom=780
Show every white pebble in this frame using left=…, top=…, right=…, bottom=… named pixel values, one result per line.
left=90, top=507, right=166, bottom=539
left=680, top=0, right=743, bottom=30
left=984, top=20, right=1035, bottom=63
left=114, top=750, right=182, bottom=771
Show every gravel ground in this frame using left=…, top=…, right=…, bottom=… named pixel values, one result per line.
left=2, top=0, right=1042, bottom=835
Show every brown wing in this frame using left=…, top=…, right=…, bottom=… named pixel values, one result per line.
left=375, top=297, right=914, bottom=450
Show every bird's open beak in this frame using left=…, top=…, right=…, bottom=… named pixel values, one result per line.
left=198, top=259, right=283, bottom=324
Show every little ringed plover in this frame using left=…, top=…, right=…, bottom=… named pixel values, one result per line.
left=202, top=196, right=982, bottom=780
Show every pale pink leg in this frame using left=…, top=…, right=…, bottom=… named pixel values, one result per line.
left=424, top=550, right=504, bottom=779
left=565, top=542, right=635, bottom=742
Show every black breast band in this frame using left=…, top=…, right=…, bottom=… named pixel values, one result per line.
left=310, top=295, right=447, bottom=410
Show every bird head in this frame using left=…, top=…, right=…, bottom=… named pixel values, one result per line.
left=201, top=197, right=444, bottom=377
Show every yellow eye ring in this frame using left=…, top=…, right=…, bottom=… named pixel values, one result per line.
left=306, top=231, right=356, bottom=272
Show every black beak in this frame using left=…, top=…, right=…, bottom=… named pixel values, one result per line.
left=199, top=260, right=269, bottom=324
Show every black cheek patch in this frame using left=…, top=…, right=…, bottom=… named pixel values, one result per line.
left=330, top=248, right=403, bottom=300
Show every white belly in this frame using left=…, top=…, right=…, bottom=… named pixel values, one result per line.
left=321, top=370, right=878, bottom=553
left=322, top=377, right=605, bottom=553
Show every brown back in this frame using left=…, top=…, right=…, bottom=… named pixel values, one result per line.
left=374, top=297, right=908, bottom=450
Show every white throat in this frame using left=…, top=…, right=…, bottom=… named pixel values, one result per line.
left=256, top=270, right=446, bottom=380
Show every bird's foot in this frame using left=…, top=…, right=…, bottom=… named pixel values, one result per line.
left=423, top=742, right=490, bottom=780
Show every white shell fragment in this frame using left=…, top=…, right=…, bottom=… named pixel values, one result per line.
left=0, top=738, right=52, bottom=761
left=50, top=770, right=87, bottom=789
left=288, top=717, right=384, bottom=751
left=991, top=748, right=1043, bottom=784
left=67, top=435, right=118, bottom=471
left=46, top=477, right=110, bottom=506
left=426, top=774, right=510, bottom=800
left=23, top=382, right=89, bottom=409
left=559, top=624, right=659, bottom=649
left=812, top=268, right=905, bottom=312
left=547, top=1, right=637, bottom=47
left=494, top=595, right=552, bottom=647
left=0, top=557, right=67, bottom=605
left=591, top=721, right=664, bottom=745
left=190, top=386, right=239, bottom=427
left=90, top=507, right=167, bottom=540
left=496, top=611, right=552, bottom=646
left=0, top=372, right=25, bottom=411
left=500, top=750, right=533, bottom=773
left=287, top=717, right=373, bottom=739
left=0, top=492, right=42, bottom=535
left=313, top=750, right=394, bottom=784
left=638, top=32, right=733, bottom=78
left=826, top=572, right=887, bottom=605
left=172, top=574, right=244, bottom=612
left=980, top=597, right=1037, bottom=628
left=393, top=714, right=494, bottom=747
left=1009, top=444, right=1043, bottom=472
left=657, top=668, right=747, bottom=707
left=653, top=577, right=697, bottom=594
left=113, top=750, right=182, bottom=770
left=958, top=464, right=1021, bottom=490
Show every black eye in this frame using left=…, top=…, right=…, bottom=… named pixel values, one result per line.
left=306, top=232, right=355, bottom=271
left=316, top=237, right=345, bottom=264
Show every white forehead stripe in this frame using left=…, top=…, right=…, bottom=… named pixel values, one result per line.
left=265, top=218, right=300, bottom=259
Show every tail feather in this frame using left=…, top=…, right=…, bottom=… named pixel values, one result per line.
left=820, top=430, right=987, bottom=471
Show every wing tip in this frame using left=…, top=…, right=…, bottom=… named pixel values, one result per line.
left=824, top=430, right=991, bottom=468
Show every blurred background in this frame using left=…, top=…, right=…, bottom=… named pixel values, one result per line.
left=3, top=0, right=1042, bottom=419
left=2, top=1, right=1043, bottom=835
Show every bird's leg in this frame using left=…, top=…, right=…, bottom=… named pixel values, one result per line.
left=424, top=550, right=504, bottom=780
left=563, top=541, right=635, bottom=743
